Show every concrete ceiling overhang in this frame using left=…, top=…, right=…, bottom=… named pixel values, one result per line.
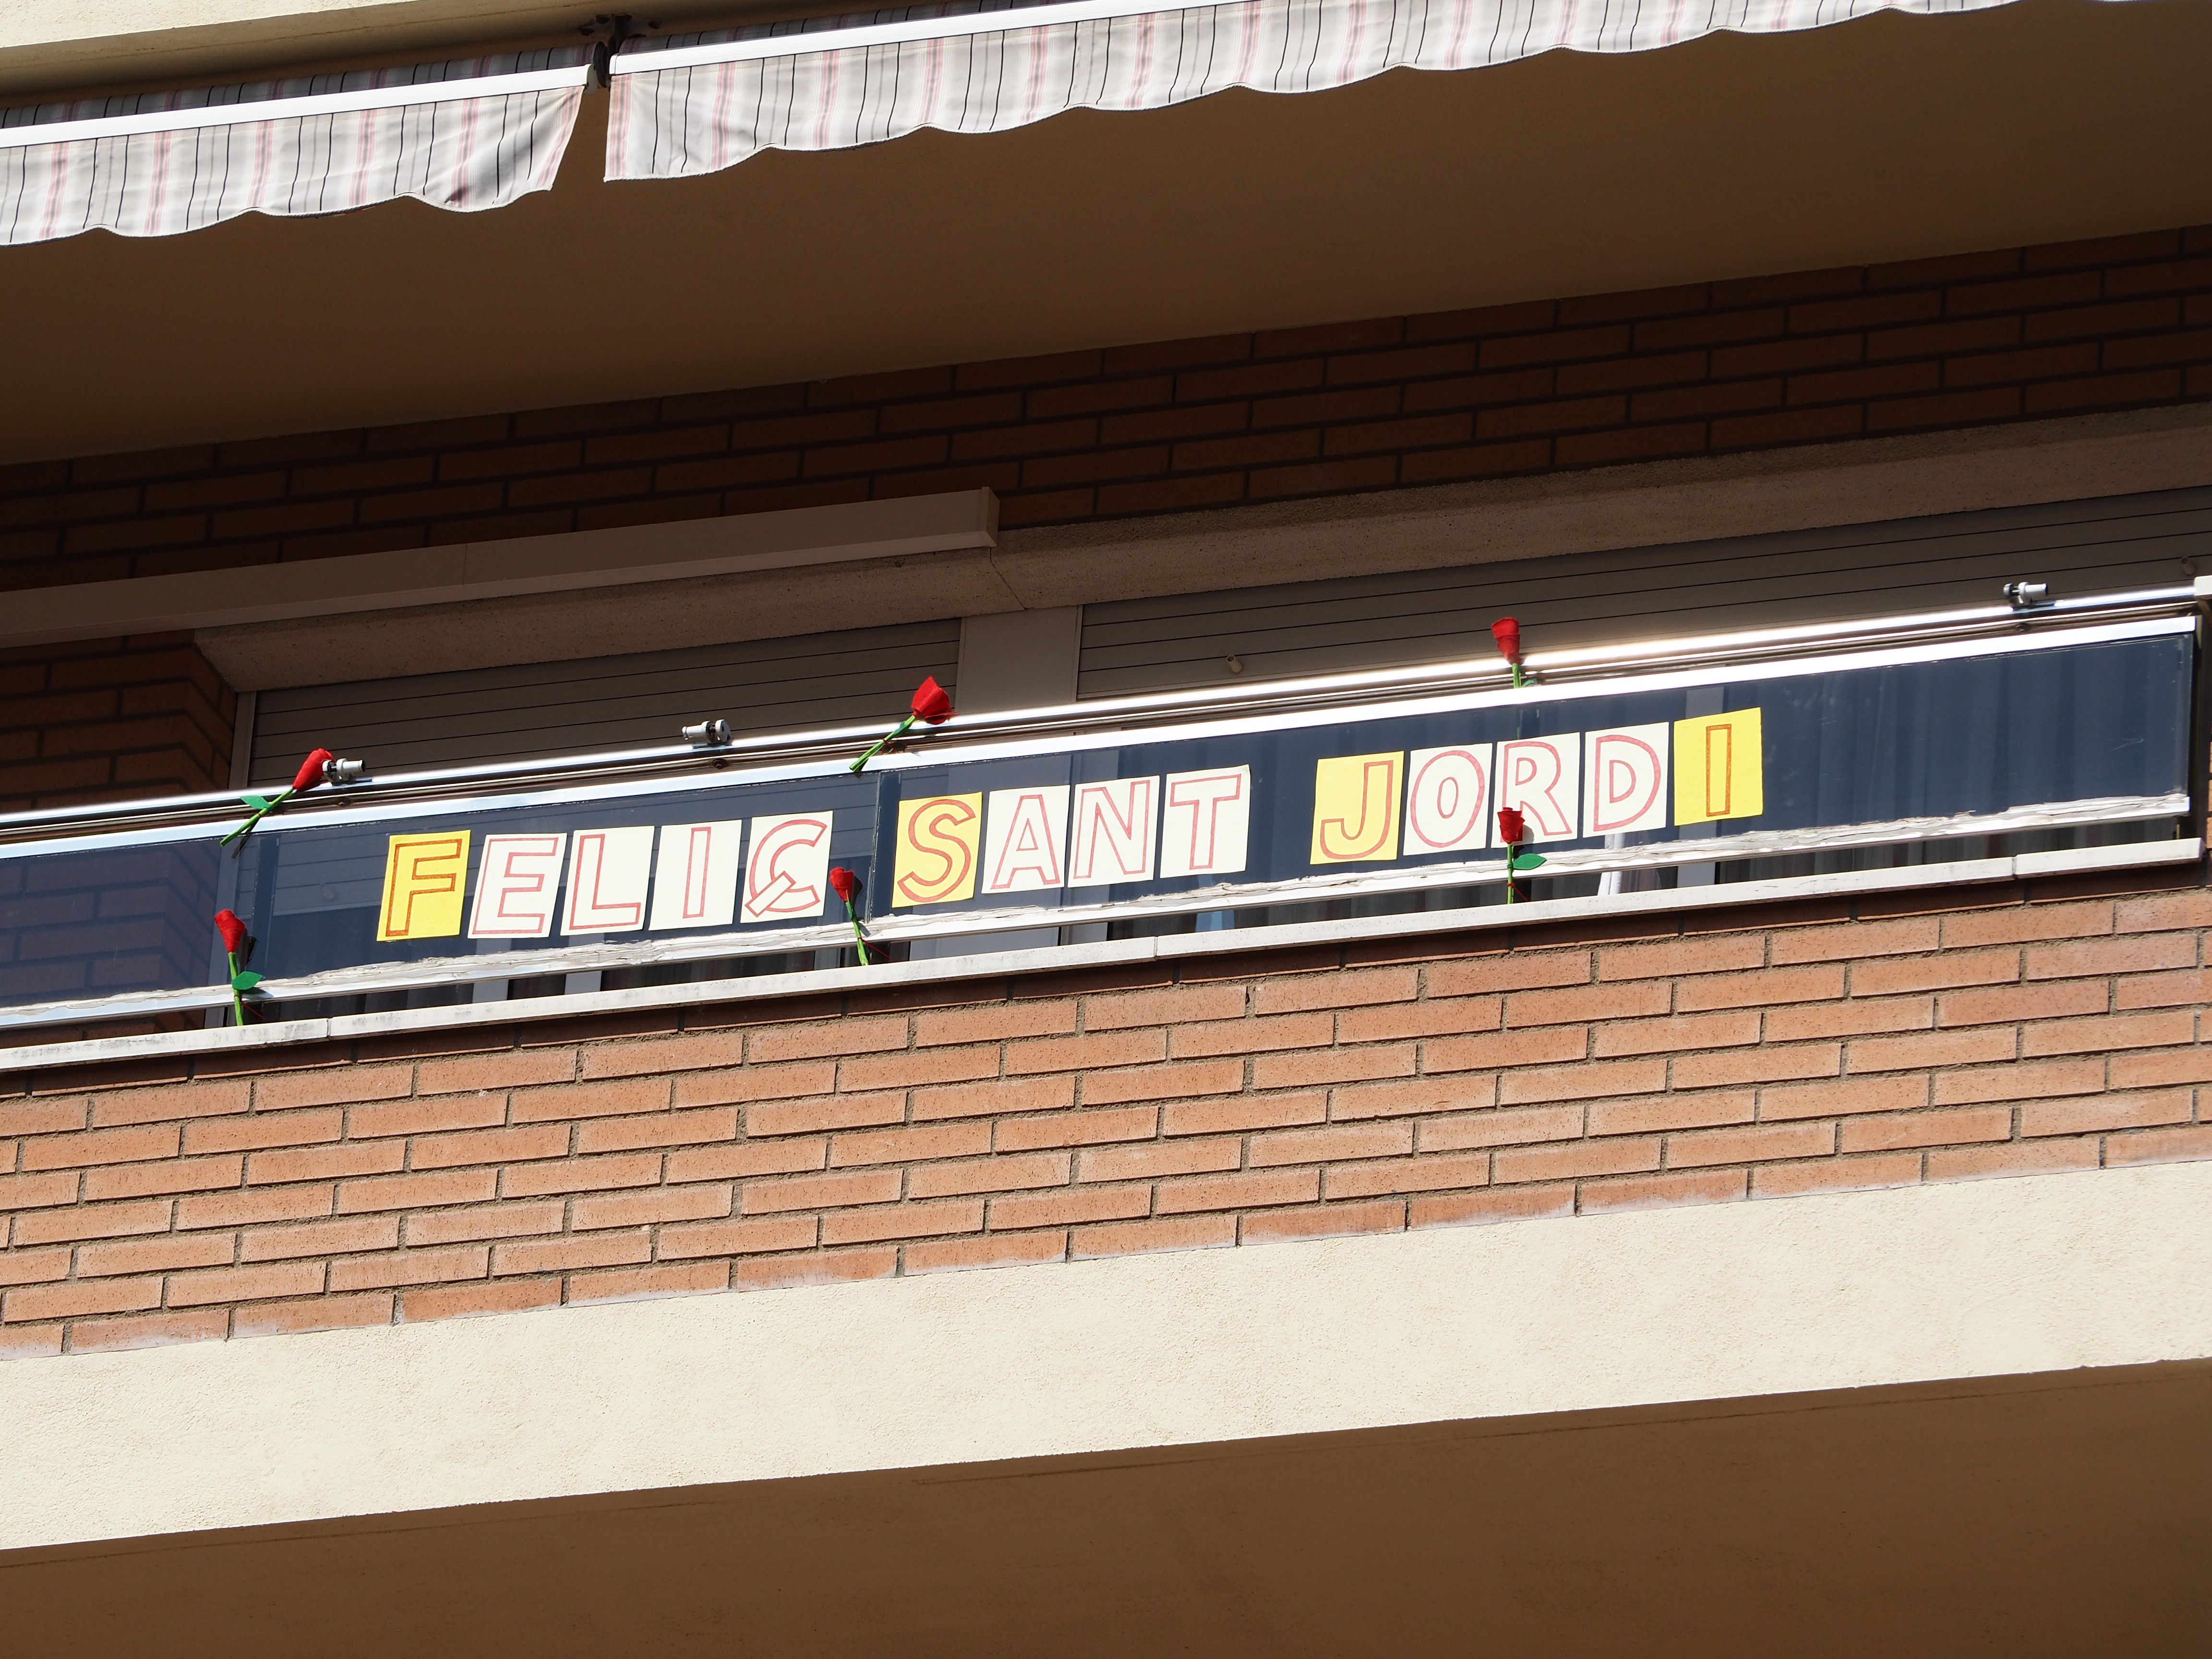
left=2, top=1364, right=2205, bottom=1657
left=2, top=0, right=2209, bottom=464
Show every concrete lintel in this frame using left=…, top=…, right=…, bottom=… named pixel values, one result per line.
left=988, top=402, right=2212, bottom=610
left=0, top=1, right=679, bottom=94
left=188, top=404, right=2212, bottom=689
left=0, top=490, right=998, bottom=651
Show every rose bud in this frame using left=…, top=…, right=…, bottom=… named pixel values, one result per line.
left=291, top=748, right=336, bottom=793
left=1489, top=618, right=1522, bottom=665
left=215, top=910, right=249, bottom=956
left=910, top=676, right=954, bottom=725
left=1496, top=806, right=1527, bottom=846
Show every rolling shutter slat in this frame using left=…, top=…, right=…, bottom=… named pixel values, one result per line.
left=1077, top=488, right=2212, bottom=697
left=249, top=618, right=960, bottom=784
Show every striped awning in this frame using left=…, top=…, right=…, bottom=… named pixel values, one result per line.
left=0, top=50, right=588, bottom=248
left=605, top=0, right=2012, bottom=181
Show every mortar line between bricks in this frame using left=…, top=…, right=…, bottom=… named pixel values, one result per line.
left=12, top=879, right=2212, bottom=1341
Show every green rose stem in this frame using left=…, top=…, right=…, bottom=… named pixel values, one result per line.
left=1497, top=808, right=1546, bottom=904
left=850, top=676, right=955, bottom=774
left=849, top=712, right=918, bottom=775
left=220, top=747, right=335, bottom=854
left=218, top=785, right=294, bottom=850
left=842, top=905, right=874, bottom=966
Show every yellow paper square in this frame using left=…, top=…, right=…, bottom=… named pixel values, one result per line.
left=377, top=830, right=471, bottom=941
left=1673, top=709, right=1765, bottom=825
left=1310, top=752, right=1404, bottom=864
left=893, top=794, right=983, bottom=906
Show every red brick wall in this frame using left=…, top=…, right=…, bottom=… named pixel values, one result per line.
left=1, top=227, right=2207, bottom=813
left=0, top=228, right=2207, bottom=593
left=0, top=633, right=235, bottom=813
left=4, top=873, right=2207, bottom=1360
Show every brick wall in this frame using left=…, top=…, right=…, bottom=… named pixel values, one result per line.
left=4, top=874, right=2209, bottom=1360
left=0, top=228, right=2207, bottom=594
left=0, top=227, right=2206, bottom=813
left=0, top=633, right=235, bottom=813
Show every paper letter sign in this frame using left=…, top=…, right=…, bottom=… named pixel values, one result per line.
left=983, top=786, right=1069, bottom=895
left=1404, top=746, right=1491, bottom=854
left=469, top=834, right=568, bottom=939
left=743, top=814, right=832, bottom=923
left=649, top=821, right=745, bottom=931
left=1161, top=767, right=1250, bottom=878
left=1674, top=709, right=1765, bottom=825
left=1311, top=753, right=1403, bottom=865
left=563, top=826, right=655, bottom=934
left=1069, top=777, right=1156, bottom=886
left=1583, top=724, right=1670, bottom=837
left=377, top=831, right=469, bottom=942
left=894, top=794, right=983, bottom=906
left=1497, top=736, right=1582, bottom=843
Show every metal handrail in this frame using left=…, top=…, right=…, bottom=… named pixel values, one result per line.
left=0, top=585, right=2192, bottom=849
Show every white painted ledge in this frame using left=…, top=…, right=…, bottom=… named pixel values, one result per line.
left=0, top=3, right=589, bottom=94
left=0, top=489, right=998, bottom=649
left=182, top=404, right=2212, bottom=687
left=1, top=1161, right=2207, bottom=1551
left=991, top=402, right=2212, bottom=610
left=0, top=836, right=2194, bottom=1078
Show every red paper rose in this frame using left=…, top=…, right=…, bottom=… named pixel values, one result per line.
left=1489, top=618, right=1522, bottom=664
left=1496, top=806, right=1527, bottom=846
left=222, top=744, right=344, bottom=855
left=214, top=909, right=259, bottom=1025
left=910, top=676, right=953, bottom=725
left=291, top=748, right=335, bottom=793
left=828, top=866, right=874, bottom=964
left=852, top=677, right=956, bottom=772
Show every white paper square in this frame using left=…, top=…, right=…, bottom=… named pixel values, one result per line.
left=982, top=786, right=1070, bottom=895
left=1404, top=745, right=1492, bottom=854
left=1582, top=724, right=1671, bottom=837
left=648, top=820, right=745, bottom=931
left=1068, top=777, right=1158, bottom=887
left=1161, top=766, right=1250, bottom=878
left=468, top=833, right=568, bottom=939
left=1496, top=735, right=1583, bottom=844
left=742, top=812, right=834, bottom=923
left=563, top=826, right=655, bottom=934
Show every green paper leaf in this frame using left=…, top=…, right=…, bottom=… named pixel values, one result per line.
left=241, top=795, right=273, bottom=811
left=1511, top=852, right=1547, bottom=872
left=231, top=970, right=264, bottom=991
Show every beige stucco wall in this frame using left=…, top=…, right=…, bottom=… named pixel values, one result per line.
left=0, top=0, right=742, bottom=90
left=3, top=1160, right=2208, bottom=1553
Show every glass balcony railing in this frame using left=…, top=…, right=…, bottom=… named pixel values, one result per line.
left=0, top=586, right=2199, bottom=1042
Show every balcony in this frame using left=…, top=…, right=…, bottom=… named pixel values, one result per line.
left=0, top=582, right=2198, bottom=1058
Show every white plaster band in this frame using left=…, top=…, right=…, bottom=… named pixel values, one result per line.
left=0, top=490, right=999, bottom=654
left=0, top=1162, right=2206, bottom=1551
